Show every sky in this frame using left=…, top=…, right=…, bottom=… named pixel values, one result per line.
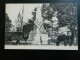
left=5, top=4, right=42, bottom=26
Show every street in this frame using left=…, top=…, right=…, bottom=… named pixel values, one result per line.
left=5, top=39, right=78, bottom=50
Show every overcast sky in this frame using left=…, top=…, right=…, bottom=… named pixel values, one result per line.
left=6, top=4, right=42, bottom=26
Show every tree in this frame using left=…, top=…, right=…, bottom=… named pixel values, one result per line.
left=5, top=13, right=12, bottom=41
left=5, top=13, right=12, bottom=32
left=32, top=7, right=37, bottom=21
left=41, top=3, right=77, bottom=43
left=41, top=3, right=77, bottom=28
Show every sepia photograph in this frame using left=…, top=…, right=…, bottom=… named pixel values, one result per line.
left=5, top=3, right=78, bottom=50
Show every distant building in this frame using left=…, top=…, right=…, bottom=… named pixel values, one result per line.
left=15, top=6, right=24, bottom=32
